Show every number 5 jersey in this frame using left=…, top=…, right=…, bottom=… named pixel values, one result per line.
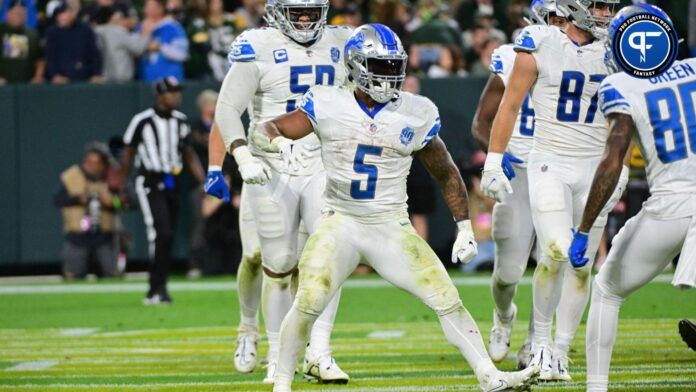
left=298, top=85, right=441, bottom=223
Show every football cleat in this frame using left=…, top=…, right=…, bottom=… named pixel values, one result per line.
left=302, top=354, right=349, bottom=384
left=489, top=304, right=517, bottom=362
left=263, top=361, right=277, bottom=384
left=551, top=354, right=572, bottom=381
left=679, top=319, right=696, bottom=351
left=479, top=365, right=540, bottom=392
left=143, top=290, right=172, bottom=305
left=516, top=341, right=533, bottom=370
left=528, top=345, right=553, bottom=381
left=233, top=328, right=260, bottom=373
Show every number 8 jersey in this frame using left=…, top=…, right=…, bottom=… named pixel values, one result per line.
left=228, top=25, right=352, bottom=175
left=515, top=25, right=609, bottom=157
left=600, top=58, right=696, bottom=219
left=298, top=85, right=441, bottom=222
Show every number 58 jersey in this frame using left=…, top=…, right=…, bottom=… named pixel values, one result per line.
left=228, top=26, right=352, bottom=175
left=298, top=85, right=441, bottom=222
left=600, top=58, right=696, bottom=218
left=515, top=25, right=609, bottom=157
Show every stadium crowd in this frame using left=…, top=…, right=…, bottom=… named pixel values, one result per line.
left=3, top=0, right=692, bottom=85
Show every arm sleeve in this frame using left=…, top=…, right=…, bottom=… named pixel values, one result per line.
left=215, top=61, right=260, bottom=149
left=124, top=32, right=150, bottom=56
left=298, top=89, right=318, bottom=127
left=53, top=184, right=81, bottom=207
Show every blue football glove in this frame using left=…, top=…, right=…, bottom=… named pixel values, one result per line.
left=501, top=152, right=524, bottom=180
left=568, top=229, right=590, bottom=269
left=204, top=169, right=230, bottom=203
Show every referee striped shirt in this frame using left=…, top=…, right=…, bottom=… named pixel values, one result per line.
left=123, top=108, right=190, bottom=174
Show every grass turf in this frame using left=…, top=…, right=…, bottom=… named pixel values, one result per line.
left=0, top=273, right=694, bottom=391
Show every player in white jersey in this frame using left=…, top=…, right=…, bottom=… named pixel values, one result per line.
left=567, top=5, right=696, bottom=390
left=204, top=0, right=351, bottom=383
left=471, top=0, right=566, bottom=368
left=480, top=0, right=628, bottom=381
left=252, top=23, right=540, bottom=392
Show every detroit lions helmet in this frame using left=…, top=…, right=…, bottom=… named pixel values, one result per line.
left=344, top=24, right=408, bottom=104
left=556, top=0, right=619, bottom=39
left=265, top=0, right=329, bottom=44
left=529, top=0, right=558, bottom=26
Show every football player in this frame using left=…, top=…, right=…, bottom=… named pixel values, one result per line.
left=480, top=0, right=627, bottom=381
left=471, top=0, right=566, bottom=369
left=204, top=0, right=351, bottom=383
left=568, top=5, right=696, bottom=391
left=253, top=23, right=541, bottom=392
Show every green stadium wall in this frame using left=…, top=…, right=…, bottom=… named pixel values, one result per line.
left=0, top=77, right=487, bottom=267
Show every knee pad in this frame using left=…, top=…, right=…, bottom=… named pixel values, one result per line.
left=254, top=197, right=286, bottom=239
left=263, top=253, right=297, bottom=276
left=542, top=236, right=571, bottom=264
left=492, top=203, right=517, bottom=241
left=243, top=250, right=263, bottom=267
left=429, top=281, right=464, bottom=316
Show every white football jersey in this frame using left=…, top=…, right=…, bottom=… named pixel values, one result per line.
left=600, top=58, right=696, bottom=218
left=490, top=44, right=534, bottom=164
left=228, top=26, right=352, bottom=175
left=515, top=25, right=610, bottom=157
left=298, top=85, right=441, bottom=222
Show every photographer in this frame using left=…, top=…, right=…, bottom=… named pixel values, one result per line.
left=54, top=143, right=120, bottom=279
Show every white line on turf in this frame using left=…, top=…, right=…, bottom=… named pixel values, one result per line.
left=367, top=330, right=406, bottom=339
left=5, top=361, right=59, bottom=371
left=58, top=328, right=99, bottom=337
left=0, top=275, right=676, bottom=294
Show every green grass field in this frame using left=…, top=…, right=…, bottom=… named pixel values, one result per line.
left=0, top=273, right=694, bottom=391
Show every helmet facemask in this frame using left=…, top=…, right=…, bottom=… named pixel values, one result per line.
left=557, top=0, right=618, bottom=39
left=349, top=54, right=407, bottom=104
left=272, top=2, right=328, bottom=44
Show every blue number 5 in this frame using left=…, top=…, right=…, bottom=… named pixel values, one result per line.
left=351, top=144, right=382, bottom=199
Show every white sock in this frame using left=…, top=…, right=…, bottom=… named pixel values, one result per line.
left=267, top=331, right=280, bottom=364
left=532, top=256, right=565, bottom=348
left=277, top=307, right=318, bottom=387
left=438, top=307, right=496, bottom=382
left=237, top=254, right=263, bottom=330
left=491, top=278, right=517, bottom=320
left=262, top=274, right=293, bottom=361
left=586, top=281, right=622, bottom=392
left=307, top=288, right=341, bottom=359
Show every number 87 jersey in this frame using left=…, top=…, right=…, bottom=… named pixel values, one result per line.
left=515, top=25, right=610, bottom=157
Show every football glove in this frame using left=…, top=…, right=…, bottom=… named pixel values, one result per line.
left=204, top=167, right=230, bottom=202
left=501, top=152, right=524, bottom=180
left=481, top=152, right=513, bottom=202
left=568, top=229, right=590, bottom=269
left=452, top=220, right=478, bottom=264
left=232, top=145, right=271, bottom=185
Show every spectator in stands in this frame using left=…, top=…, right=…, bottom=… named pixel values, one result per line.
left=372, top=0, right=412, bottom=48
left=234, top=0, right=264, bottom=29
left=186, top=0, right=241, bottom=80
left=54, top=142, right=120, bottom=280
left=328, top=1, right=362, bottom=27
left=468, top=36, right=500, bottom=76
left=423, top=44, right=467, bottom=78
left=187, top=89, right=218, bottom=279
left=0, top=0, right=43, bottom=84
left=45, top=1, right=103, bottom=83
left=136, top=0, right=188, bottom=81
left=0, top=0, right=38, bottom=29
left=94, top=6, right=152, bottom=82
left=82, top=0, right=137, bottom=27
left=409, top=5, right=463, bottom=75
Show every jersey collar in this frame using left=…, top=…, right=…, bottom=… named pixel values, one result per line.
left=355, top=96, right=388, bottom=119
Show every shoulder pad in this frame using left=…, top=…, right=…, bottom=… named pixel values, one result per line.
left=324, top=25, right=354, bottom=42
left=228, top=29, right=268, bottom=62
left=514, top=25, right=551, bottom=53
left=490, top=44, right=514, bottom=74
left=598, top=77, right=631, bottom=114
left=410, top=94, right=440, bottom=146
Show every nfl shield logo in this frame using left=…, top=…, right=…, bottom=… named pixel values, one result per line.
left=400, top=127, right=415, bottom=146
left=331, top=47, right=340, bottom=63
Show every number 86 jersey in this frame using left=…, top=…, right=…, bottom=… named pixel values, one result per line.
left=298, top=85, right=441, bottom=223
left=515, top=25, right=610, bottom=158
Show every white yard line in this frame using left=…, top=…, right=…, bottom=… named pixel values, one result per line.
left=367, top=330, right=406, bottom=339
left=5, top=360, right=59, bottom=371
left=0, top=275, right=676, bottom=295
left=58, top=328, right=99, bottom=337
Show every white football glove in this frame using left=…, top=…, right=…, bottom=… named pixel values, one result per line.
left=481, top=152, right=513, bottom=202
left=452, top=220, right=478, bottom=264
left=232, top=145, right=271, bottom=185
left=275, top=138, right=315, bottom=172
left=600, top=165, right=629, bottom=216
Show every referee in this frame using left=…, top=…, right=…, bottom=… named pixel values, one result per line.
left=119, top=77, right=205, bottom=304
